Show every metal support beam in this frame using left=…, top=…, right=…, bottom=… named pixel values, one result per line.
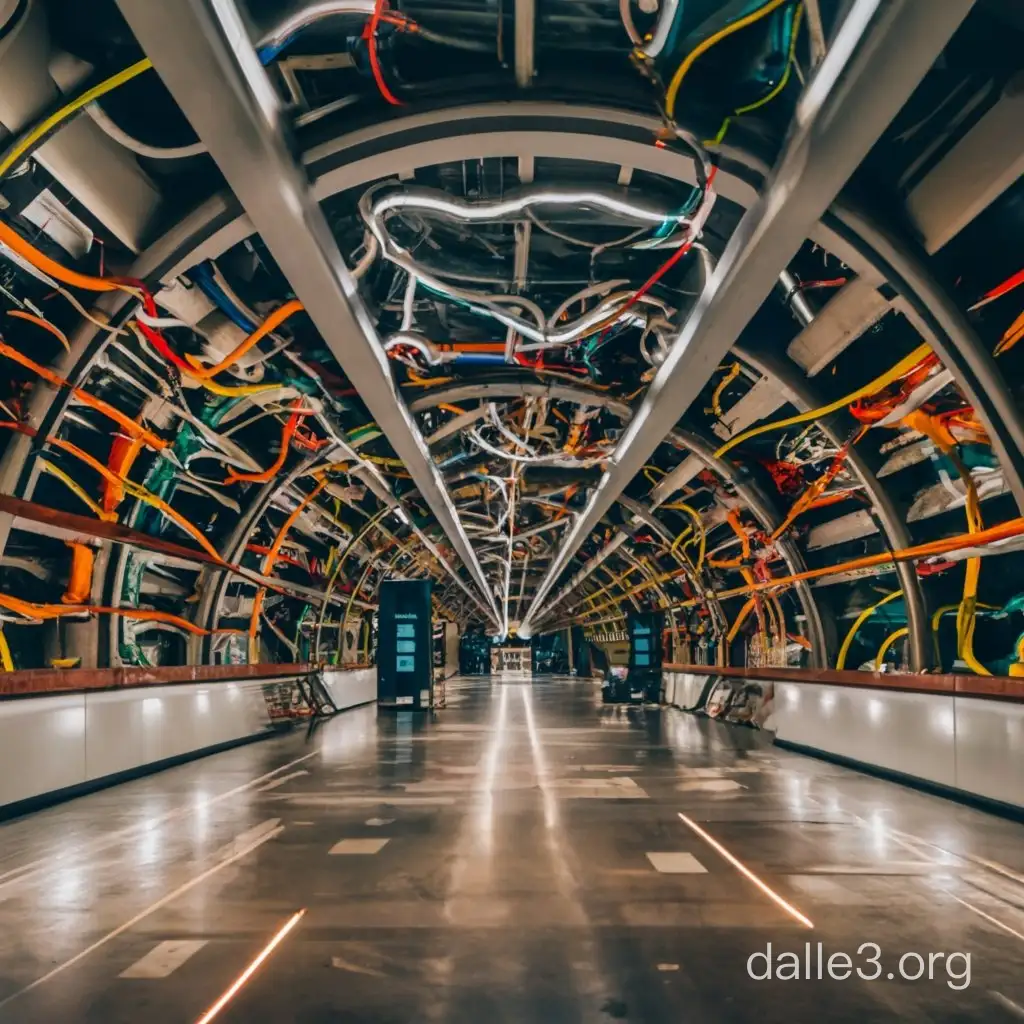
left=519, top=0, right=974, bottom=636
left=514, top=0, right=535, bottom=87
left=114, top=0, right=499, bottom=626
left=735, top=344, right=932, bottom=672
left=906, top=71, right=1024, bottom=253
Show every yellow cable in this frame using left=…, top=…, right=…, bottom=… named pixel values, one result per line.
left=708, top=362, right=741, bottom=418
left=707, top=4, right=804, bottom=146
left=0, top=59, right=153, bottom=180
left=665, top=0, right=792, bottom=118
left=0, top=628, right=12, bottom=671
left=669, top=502, right=706, bottom=570
left=836, top=590, right=902, bottom=670
left=38, top=459, right=118, bottom=522
left=930, top=601, right=999, bottom=666
left=874, top=627, right=909, bottom=671
left=129, top=325, right=283, bottom=396
left=915, top=419, right=990, bottom=677
left=715, top=343, right=932, bottom=458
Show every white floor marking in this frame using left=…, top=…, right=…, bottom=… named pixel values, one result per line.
left=0, top=824, right=284, bottom=1011
left=212, top=819, right=281, bottom=861
left=944, top=890, right=1024, bottom=943
left=677, top=779, right=745, bottom=792
left=119, top=940, right=208, bottom=979
left=331, top=955, right=387, bottom=978
left=365, top=818, right=395, bottom=826
left=0, top=752, right=315, bottom=894
left=803, top=862, right=946, bottom=875
left=677, top=812, right=814, bottom=929
left=891, top=828, right=1024, bottom=888
left=269, top=795, right=456, bottom=806
left=330, top=838, right=391, bottom=855
left=646, top=852, right=708, bottom=874
left=257, top=770, right=309, bottom=792
left=991, top=991, right=1024, bottom=1019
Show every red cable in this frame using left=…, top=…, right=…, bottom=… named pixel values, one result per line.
left=970, top=266, right=1024, bottom=311
left=134, top=290, right=194, bottom=373
left=596, top=240, right=694, bottom=344
left=593, top=167, right=717, bottom=345
left=365, top=0, right=403, bottom=106
left=797, top=277, right=847, bottom=291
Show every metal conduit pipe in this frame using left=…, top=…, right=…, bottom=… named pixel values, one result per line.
left=732, top=343, right=932, bottom=672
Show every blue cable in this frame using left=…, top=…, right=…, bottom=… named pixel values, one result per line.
left=190, top=262, right=257, bottom=332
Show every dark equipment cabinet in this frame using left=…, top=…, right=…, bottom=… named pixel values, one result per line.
left=628, top=611, right=664, bottom=703
left=377, top=580, right=434, bottom=710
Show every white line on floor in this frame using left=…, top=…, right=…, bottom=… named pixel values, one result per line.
left=677, top=812, right=814, bottom=929
left=944, top=890, right=1024, bottom=943
left=646, top=852, right=708, bottom=874
left=212, top=820, right=281, bottom=861
left=801, top=863, right=947, bottom=875
left=268, top=795, right=456, bottom=807
left=991, top=991, right=1024, bottom=1019
left=329, top=838, right=390, bottom=855
left=119, top=940, right=208, bottom=979
left=891, top=828, right=1024, bottom=888
left=0, top=824, right=284, bottom=1010
left=0, top=752, right=315, bottom=893
left=257, top=770, right=309, bottom=792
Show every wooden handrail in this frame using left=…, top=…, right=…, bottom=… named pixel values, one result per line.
left=0, top=662, right=372, bottom=699
left=662, top=664, right=1024, bottom=704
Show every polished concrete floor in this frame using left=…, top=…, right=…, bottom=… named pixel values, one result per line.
left=1, top=676, right=1023, bottom=1022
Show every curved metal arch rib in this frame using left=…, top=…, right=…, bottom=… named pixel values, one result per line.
left=3, top=80, right=1014, bottom=667
left=732, top=344, right=932, bottom=672
left=407, top=377, right=829, bottom=666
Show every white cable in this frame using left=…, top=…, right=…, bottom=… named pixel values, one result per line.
left=635, top=0, right=678, bottom=57
left=401, top=272, right=417, bottom=331
left=546, top=280, right=629, bottom=328
left=619, top=0, right=643, bottom=45
left=469, top=428, right=604, bottom=468
left=383, top=332, right=443, bottom=365
left=136, top=309, right=191, bottom=330
left=85, top=103, right=207, bottom=159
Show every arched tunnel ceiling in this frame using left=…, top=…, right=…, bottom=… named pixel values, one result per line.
left=0, top=0, right=1022, bottom=675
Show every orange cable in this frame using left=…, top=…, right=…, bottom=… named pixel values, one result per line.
left=184, top=299, right=304, bottom=379
left=225, top=402, right=308, bottom=486
left=6, top=310, right=70, bottom=352
left=0, top=339, right=168, bottom=450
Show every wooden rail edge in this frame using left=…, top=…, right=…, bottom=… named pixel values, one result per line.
left=0, top=662, right=373, bottom=698
left=661, top=664, right=1024, bottom=704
